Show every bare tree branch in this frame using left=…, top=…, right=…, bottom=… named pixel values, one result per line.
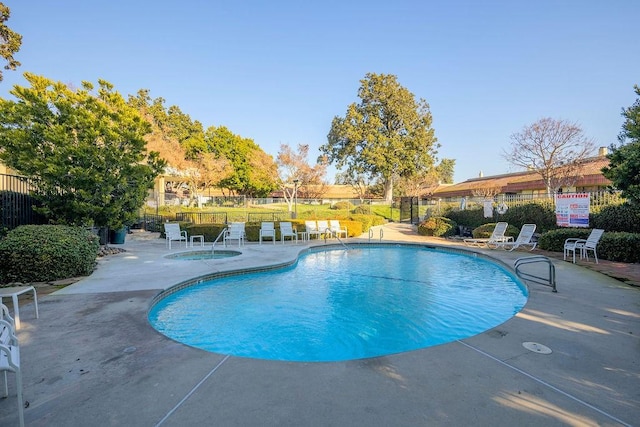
left=503, top=118, right=595, bottom=194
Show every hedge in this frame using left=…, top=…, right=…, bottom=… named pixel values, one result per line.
left=538, top=228, right=640, bottom=263
left=0, top=225, right=100, bottom=283
left=417, top=217, right=457, bottom=237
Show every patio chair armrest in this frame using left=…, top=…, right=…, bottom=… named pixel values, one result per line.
left=564, top=238, right=586, bottom=246
left=0, top=319, right=18, bottom=345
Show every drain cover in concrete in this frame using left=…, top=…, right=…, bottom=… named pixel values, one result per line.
left=522, top=342, right=552, bottom=354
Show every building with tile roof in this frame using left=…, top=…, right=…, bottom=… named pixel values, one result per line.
left=431, top=149, right=611, bottom=201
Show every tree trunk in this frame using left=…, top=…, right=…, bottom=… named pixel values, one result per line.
left=383, top=178, right=393, bottom=203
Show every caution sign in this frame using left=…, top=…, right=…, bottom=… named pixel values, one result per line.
left=555, top=193, right=590, bottom=228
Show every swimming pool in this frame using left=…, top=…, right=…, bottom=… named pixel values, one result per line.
left=149, top=245, right=528, bottom=362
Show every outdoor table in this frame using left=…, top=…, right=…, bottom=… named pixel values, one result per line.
left=0, top=285, right=39, bottom=330
left=190, top=235, right=205, bottom=247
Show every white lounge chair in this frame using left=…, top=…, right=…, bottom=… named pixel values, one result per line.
left=329, top=220, right=348, bottom=238
left=164, top=223, right=187, bottom=249
left=463, top=222, right=511, bottom=247
left=223, top=222, right=246, bottom=247
left=490, top=224, right=537, bottom=251
left=564, top=228, right=604, bottom=263
left=305, top=221, right=322, bottom=240
left=0, top=317, right=23, bottom=427
left=259, top=222, right=276, bottom=244
left=279, top=222, right=298, bottom=244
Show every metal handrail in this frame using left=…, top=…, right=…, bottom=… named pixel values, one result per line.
left=369, top=226, right=384, bottom=243
left=324, top=228, right=349, bottom=249
left=514, top=255, right=557, bottom=292
left=211, top=228, right=227, bottom=252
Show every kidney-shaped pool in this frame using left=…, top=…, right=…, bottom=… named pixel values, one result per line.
left=149, top=245, right=527, bottom=362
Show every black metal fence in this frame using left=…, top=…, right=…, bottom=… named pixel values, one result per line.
left=175, top=212, right=228, bottom=224
left=246, top=211, right=292, bottom=222
left=0, top=174, right=45, bottom=232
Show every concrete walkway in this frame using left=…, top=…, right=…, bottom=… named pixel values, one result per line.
left=1, top=224, right=638, bottom=426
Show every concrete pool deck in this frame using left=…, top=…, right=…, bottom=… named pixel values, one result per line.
left=1, top=224, right=638, bottom=426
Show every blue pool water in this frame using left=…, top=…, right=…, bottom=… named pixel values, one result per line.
left=149, top=245, right=528, bottom=362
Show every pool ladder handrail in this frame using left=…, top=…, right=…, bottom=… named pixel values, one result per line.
left=323, top=228, right=349, bottom=250
left=514, top=255, right=557, bottom=292
left=211, top=227, right=228, bottom=252
left=368, top=226, right=383, bottom=243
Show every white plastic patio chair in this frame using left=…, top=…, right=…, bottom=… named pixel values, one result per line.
left=463, top=222, right=512, bottom=247
left=0, top=303, right=15, bottom=332
left=259, top=222, right=276, bottom=244
left=164, top=223, right=187, bottom=249
left=279, top=222, right=298, bottom=244
left=490, top=224, right=537, bottom=251
left=224, top=222, right=246, bottom=247
left=564, top=228, right=604, bottom=263
left=329, top=220, right=348, bottom=238
left=0, top=318, right=24, bottom=427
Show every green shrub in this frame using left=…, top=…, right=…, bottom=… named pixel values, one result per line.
left=351, top=205, right=371, bottom=215
left=500, top=203, right=556, bottom=232
left=349, top=214, right=383, bottom=233
left=329, top=220, right=363, bottom=237
left=537, top=228, right=592, bottom=252
left=597, top=232, right=640, bottom=262
left=418, top=217, right=457, bottom=237
left=471, top=223, right=520, bottom=239
left=591, top=203, right=640, bottom=233
left=184, top=223, right=228, bottom=242
left=538, top=228, right=640, bottom=262
left=332, top=201, right=354, bottom=210
left=445, top=208, right=486, bottom=229
left=0, top=225, right=100, bottom=283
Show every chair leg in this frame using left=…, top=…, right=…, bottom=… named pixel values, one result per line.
left=2, top=371, right=7, bottom=397
left=16, top=369, right=24, bottom=427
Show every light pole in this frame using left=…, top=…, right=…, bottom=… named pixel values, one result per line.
left=293, top=179, right=299, bottom=219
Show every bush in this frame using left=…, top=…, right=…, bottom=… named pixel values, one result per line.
left=351, top=205, right=371, bottom=215
left=537, top=228, right=592, bottom=252
left=0, top=225, right=100, bottom=283
left=331, top=201, right=354, bottom=210
left=591, top=202, right=640, bottom=233
left=538, top=228, right=640, bottom=262
left=597, top=232, right=640, bottom=262
left=184, top=223, right=228, bottom=242
left=471, top=222, right=519, bottom=239
left=418, top=217, right=457, bottom=237
left=349, top=214, right=378, bottom=233
left=445, top=208, right=486, bottom=229
left=500, top=203, right=556, bottom=232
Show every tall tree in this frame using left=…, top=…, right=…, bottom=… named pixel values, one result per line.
left=320, top=73, right=438, bottom=202
left=0, top=3, right=21, bottom=82
left=0, top=73, right=166, bottom=229
left=602, top=85, right=640, bottom=203
left=503, top=117, right=595, bottom=195
left=436, top=158, right=456, bottom=184
left=276, top=143, right=327, bottom=210
left=205, top=126, right=278, bottom=197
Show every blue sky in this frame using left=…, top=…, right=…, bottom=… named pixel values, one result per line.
left=2, top=0, right=638, bottom=183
